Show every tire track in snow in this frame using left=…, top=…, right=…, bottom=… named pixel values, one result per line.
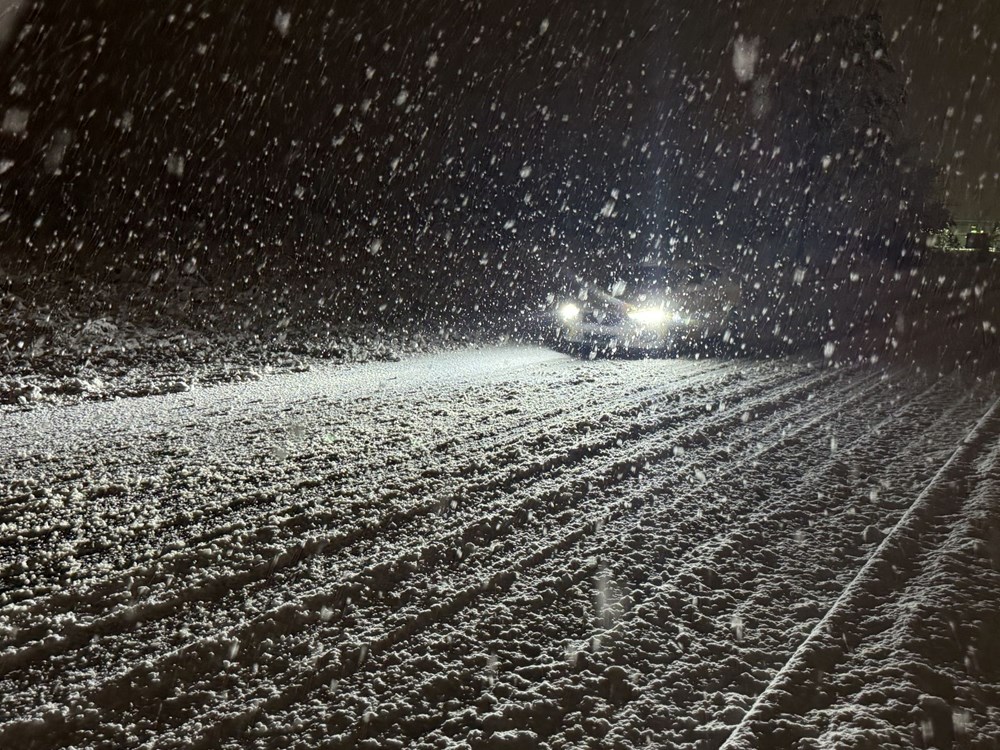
left=3, top=362, right=980, bottom=741
left=807, top=441, right=1000, bottom=747
left=0, top=361, right=731, bottom=623
left=334, top=370, right=964, bottom=749
left=0, top=363, right=705, bottom=596
left=133, top=367, right=897, bottom=750
left=0, top=362, right=752, bottom=667
left=598, top=376, right=988, bottom=748
left=719, top=395, right=1000, bottom=750
left=0, top=363, right=837, bottom=747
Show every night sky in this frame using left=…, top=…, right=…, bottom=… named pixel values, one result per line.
left=736, top=0, right=999, bottom=219
left=0, top=0, right=996, bottom=274
left=880, top=0, right=999, bottom=219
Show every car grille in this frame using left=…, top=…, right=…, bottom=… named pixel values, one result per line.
left=583, top=309, right=627, bottom=325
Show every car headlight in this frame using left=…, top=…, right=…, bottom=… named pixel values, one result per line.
left=627, top=307, right=668, bottom=326
left=558, top=302, right=581, bottom=321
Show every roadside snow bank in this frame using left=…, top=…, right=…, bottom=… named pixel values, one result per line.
left=0, top=276, right=495, bottom=408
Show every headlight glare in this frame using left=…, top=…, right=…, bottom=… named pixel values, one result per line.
left=627, top=307, right=668, bottom=326
left=558, top=302, right=581, bottom=321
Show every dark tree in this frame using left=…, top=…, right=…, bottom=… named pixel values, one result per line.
left=737, top=11, right=949, bottom=265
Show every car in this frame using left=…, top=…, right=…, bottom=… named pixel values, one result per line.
left=551, top=262, right=743, bottom=354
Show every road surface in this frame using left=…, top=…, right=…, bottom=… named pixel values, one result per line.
left=2, top=346, right=999, bottom=749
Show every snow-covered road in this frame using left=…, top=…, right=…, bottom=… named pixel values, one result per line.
left=2, top=345, right=999, bottom=749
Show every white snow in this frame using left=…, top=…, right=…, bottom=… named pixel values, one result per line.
left=0, top=347, right=997, bottom=748
left=732, top=36, right=760, bottom=84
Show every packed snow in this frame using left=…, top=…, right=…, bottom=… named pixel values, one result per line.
left=2, top=346, right=998, bottom=749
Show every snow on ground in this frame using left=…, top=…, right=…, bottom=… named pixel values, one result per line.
left=1, top=345, right=999, bottom=749
left=5, top=251, right=999, bottom=408
left=0, top=269, right=487, bottom=407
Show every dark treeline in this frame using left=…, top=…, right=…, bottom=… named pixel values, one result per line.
left=0, top=0, right=947, bottom=320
